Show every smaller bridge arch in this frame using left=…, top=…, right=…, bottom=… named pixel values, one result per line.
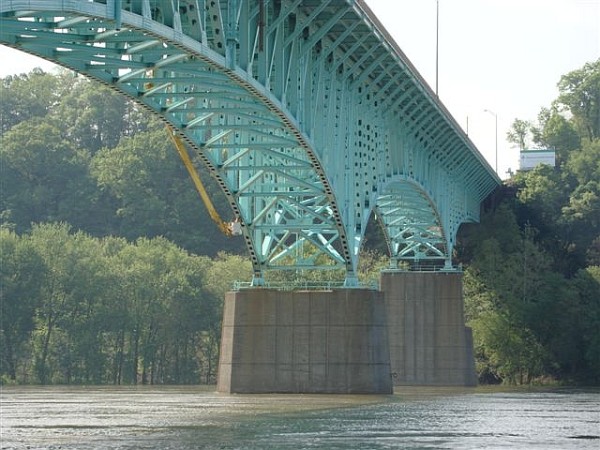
left=375, top=180, right=449, bottom=268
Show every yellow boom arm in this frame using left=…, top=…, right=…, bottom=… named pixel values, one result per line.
left=167, top=128, right=238, bottom=237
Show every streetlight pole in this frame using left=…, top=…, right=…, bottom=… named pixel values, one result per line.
left=484, top=109, right=498, bottom=174
left=435, top=0, right=439, bottom=97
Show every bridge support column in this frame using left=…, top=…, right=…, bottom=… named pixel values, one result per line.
left=380, top=270, right=477, bottom=386
left=217, top=288, right=393, bottom=394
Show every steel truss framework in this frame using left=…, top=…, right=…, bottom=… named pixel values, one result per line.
left=0, top=0, right=500, bottom=285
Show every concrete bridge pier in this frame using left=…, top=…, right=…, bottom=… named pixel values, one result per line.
left=380, top=270, right=477, bottom=386
left=217, top=288, right=393, bottom=394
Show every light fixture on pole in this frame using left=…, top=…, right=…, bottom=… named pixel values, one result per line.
left=484, top=109, right=498, bottom=174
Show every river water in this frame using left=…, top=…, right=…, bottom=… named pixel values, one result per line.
left=1, top=385, right=598, bottom=449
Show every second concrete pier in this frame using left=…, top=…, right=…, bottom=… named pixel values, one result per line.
left=380, top=270, right=477, bottom=386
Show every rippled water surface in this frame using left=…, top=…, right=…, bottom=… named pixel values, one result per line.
left=1, top=385, right=598, bottom=449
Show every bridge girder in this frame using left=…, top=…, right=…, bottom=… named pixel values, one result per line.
left=1, top=0, right=500, bottom=283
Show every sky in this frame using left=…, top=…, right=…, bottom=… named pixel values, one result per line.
left=0, top=0, right=598, bottom=179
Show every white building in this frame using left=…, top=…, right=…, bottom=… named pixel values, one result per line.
left=519, top=149, right=556, bottom=171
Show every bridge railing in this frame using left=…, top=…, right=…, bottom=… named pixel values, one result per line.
left=232, top=264, right=463, bottom=291
left=232, top=280, right=379, bottom=291
left=384, top=264, right=464, bottom=273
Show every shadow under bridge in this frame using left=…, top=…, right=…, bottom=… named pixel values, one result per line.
left=0, top=0, right=501, bottom=285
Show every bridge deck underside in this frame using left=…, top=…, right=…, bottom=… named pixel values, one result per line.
left=0, top=0, right=500, bottom=281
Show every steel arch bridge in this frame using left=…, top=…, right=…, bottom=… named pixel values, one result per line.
left=1, top=0, right=500, bottom=285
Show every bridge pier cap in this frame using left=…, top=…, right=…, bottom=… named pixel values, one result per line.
left=0, top=0, right=500, bottom=281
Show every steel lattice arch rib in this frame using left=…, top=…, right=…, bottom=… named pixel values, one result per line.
left=0, top=0, right=500, bottom=285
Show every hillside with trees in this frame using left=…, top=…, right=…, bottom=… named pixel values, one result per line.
left=1, top=60, right=599, bottom=385
left=459, top=59, right=600, bottom=385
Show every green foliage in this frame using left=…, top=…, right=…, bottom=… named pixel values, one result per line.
left=563, top=139, right=600, bottom=228
left=556, top=59, right=600, bottom=141
left=463, top=59, right=600, bottom=385
left=506, top=118, right=532, bottom=150
left=531, top=107, right=580, bottom=166
left=470, top=309, right=547, bottom=385
left=463, top=201, right=599, bottom=385
left=571, top=266, right=600, bottom=383
left=0, top=225, right=250, bottom=384
left=0, top=68, right=62, bottom=134
left=0, top=229, right=45, bottom=381
left=52, top=78, right=135, bottom=153
left=1, top=120, right=96, bottom=233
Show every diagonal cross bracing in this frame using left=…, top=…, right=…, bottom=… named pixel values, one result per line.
left=1, top=0, right=500, bottom=283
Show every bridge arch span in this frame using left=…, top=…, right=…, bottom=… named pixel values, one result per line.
left=1, top=0, right=500, bottom=284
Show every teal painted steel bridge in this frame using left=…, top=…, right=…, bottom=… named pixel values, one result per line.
left=1, top=0, right=500, bottom=285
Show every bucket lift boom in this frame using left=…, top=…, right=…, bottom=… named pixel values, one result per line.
left=167, top=127, right=241, bottom=237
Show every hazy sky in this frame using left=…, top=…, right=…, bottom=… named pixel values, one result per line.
left=365, top=0, right=599, bottom=177
left=0, top=0, right=598, bottom=178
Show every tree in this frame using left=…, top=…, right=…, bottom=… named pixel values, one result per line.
left=27, top=223, right=77, bottom=383
left=96, top=237, right=131, bottom=384
left=52, top=77, right=150, bottom=154
left=531, top=107, right=580, bottom=166
left=462, top=201, right=568, bottom=384
left=506, top=118, right=532, bottom=151
left=25, top=224, right=119, bottom=383
left=154, top=250, right=214, bottom=384
left=571, top=267, right=600, bottom=383
left=587, top=237, right=600, bottom=266
left=0, top=120, right=97, bottom=234
left=470, top=308, right=547, bottom=385
left=0, top=229, right=45, bottom=381
left=0, top=69, right=61, bottom=134
left=563, top=139, right=600, bottom=228
left=557, top=59, right=600, bottom=141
